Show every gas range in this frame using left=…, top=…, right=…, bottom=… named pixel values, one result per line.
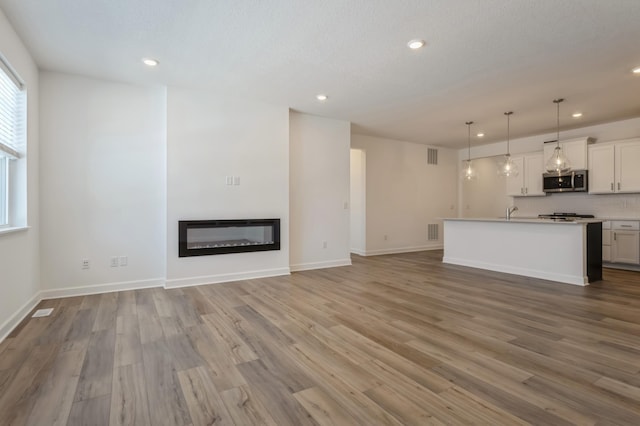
left=538, top=212, right=595, bottom=222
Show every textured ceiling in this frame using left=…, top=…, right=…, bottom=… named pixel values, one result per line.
left=1, top=0, right=639, bottom=148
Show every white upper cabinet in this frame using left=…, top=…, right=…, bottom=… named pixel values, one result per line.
left=589, top=144, right=615, bottom=193
left=543, top=137, right=593, bottom=171
left=588, top=139, right=640, bottom=194
left=506, top=152, right=545, bottom=197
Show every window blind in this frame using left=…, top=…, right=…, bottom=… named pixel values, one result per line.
left=0, top=55, right=24, bottom=160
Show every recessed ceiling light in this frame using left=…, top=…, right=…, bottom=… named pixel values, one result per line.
left=142, top=58, right=159, bottom=67
left=477, top=133, right=485, bottom=138
left=407, top=39, right=426, bottom=50
left=316, top=94, right=328, bottom=101
left=633, top=66, right=640, bottom=74
left=572, top=112, right=583, bottom=118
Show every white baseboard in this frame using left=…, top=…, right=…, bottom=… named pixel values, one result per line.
left=0, top=291, right=42, bottom=343
left=290, top=258, right=352, bottom=272
left=40, top=278, right=165, bottom=299
left=443, top=256, right=588, bottom=286
left=350, top=248, right=366, bottom=256
left=165, top=267, right=291, bottom=289
left=363, top=244, right=443, bottom=256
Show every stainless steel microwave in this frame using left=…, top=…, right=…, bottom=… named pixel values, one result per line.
left=543, top=170, right=588, bottom=193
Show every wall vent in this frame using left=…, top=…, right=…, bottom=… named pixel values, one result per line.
left=427, top=148, right=438, bottom=165
left=427, top=224, right=439, bottom=241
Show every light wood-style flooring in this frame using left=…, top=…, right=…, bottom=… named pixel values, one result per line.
left=1, top=251, right=640, bottom=425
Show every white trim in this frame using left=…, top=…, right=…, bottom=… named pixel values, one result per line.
left=350, top=248, right=366, bottom=256
left=0, top=225, right=30, bottom=236
left=290, top=258, right=352, bottom=272
left=40, top=278, right=164, bottom=299
left=0, top=291, right=41, bottom=343
left=363, top=244, right=443, bottom=256
left=443, top=256, right=588, bottom=286
left=165, top=267, right=290, bottom=289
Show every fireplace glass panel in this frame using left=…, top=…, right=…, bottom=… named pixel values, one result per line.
left=179, top=219, right=280, bottom=257
left=186, top=225, right=274, bottom=249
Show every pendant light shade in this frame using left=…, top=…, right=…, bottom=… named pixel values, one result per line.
left=461, top=121, right=477, bottom=181
left=498, top=111, right=519, bottom=177
left=545, top=98, right=571, bottom=173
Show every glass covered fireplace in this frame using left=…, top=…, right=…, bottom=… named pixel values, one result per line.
left=179, top=219, right=280, bottom=257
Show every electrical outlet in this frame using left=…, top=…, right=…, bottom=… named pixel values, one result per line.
left=82, top=259, right=90, bottom=269
left=110, top=257, right=119, bottom=267
left=323, top=241, right=327, bottom=249
left=233, top=176, right=240, bottom=185
left=119, top=256, right=128, bottom=266
left=225, top=176, right=233, bottom=185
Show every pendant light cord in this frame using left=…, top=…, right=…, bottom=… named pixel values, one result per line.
left=554, top=98, right=564, bottom=148
left=465, top=121, right=473, bottom=160
left=504, top=111, right=513, bottom=154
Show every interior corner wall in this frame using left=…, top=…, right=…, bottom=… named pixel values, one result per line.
left=350, top=149, right=366, bottom=254
left=351, top=134, right=458, bottom=256
left=289, top=111, right=351, bottom=271
left=39, top=72, right=167, bottom=296
left=0, top=9, right=41, bottom=340
left=165, top=87, right=290, bottom=287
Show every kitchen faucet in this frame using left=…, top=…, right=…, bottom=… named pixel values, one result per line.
left=506, top=206, right=518, bottom=220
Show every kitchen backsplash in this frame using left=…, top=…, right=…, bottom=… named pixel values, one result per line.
left=514, top=192, right=640, bottom=219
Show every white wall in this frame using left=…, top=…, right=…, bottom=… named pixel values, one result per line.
left=350, top=149, right=366, bottom=254
left=0, top=9, right=40, bottom=340
left=352, top=134, right=458, bottom=255
left=458, top=117, right=640, bottom=219
left=39, top=72, right=167, bottom=295
left=166, top=88, right=290, bottom=287
left=289, top=111, right=351, bottom=271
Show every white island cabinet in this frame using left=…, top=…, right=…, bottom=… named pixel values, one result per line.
left=443, top=218, right=603, bottom=286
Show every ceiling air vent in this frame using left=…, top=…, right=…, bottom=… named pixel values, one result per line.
left=427, top=148, right=438, bottom=165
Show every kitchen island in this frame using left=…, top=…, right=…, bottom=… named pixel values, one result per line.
left=443, top=218, right=602, bottom=285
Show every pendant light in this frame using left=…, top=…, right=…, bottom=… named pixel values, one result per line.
left=461, top=121, right=477, bottom=181
left=498, top=111, right=519, bottom=177
left=545, top=98, right=571, bottom=173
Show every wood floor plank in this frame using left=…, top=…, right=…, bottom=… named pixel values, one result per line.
left=0, top=343, right=60, bottom=425
left=235, top=359, right=318, bottom=426
left=26, top=348, right=86, bottom=426
left=73, top=328, right=116, bottom=401
left=113, top=315, right=142, bottom=367
left=219, top=385, right=278, bottom=426
left=364, top=384, right=446, bottom=425
left=109, top=363, right=151, bottom=426
left=177, top=366, right=233, bottom=426
left=67, top=394, right=111, bottom=426
left=141, top=339, right=192, bottom=426
left=293, top=386, right=361, bottom=426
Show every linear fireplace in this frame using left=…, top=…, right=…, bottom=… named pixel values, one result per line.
left=179, top=219, right=280, bottom=257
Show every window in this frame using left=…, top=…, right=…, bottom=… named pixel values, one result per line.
left=0, top=55, right=26, bottom=228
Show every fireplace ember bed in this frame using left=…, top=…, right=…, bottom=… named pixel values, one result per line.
left=179, top=219, right=280, bottom=257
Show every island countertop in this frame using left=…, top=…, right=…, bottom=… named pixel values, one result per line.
left=443, top=217, right=604, bottom=224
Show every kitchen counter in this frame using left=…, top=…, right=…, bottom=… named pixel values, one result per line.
left=443, top=218, right=602, bottom=286
left=445, top=217, right=603, bottom=224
